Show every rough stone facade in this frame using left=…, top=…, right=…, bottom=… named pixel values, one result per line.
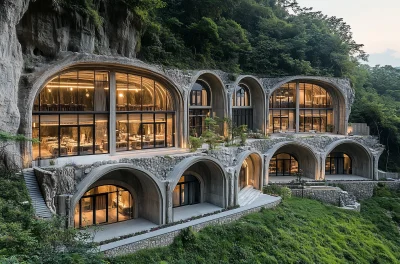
left=327, top=181, right=400, bottom=200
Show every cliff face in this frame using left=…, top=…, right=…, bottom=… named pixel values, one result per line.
left=0, top=0, right=141, bottom=166
left=17, top=0, right=140, bottom=66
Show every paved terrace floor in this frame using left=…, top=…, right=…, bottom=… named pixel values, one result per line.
left=54, top=147, right=189, bottom=166
left=92, top=194, right=280, bottom=251
left=173, top=203, right=222, bottom=222
left=269, top=175, right=370, bottom=183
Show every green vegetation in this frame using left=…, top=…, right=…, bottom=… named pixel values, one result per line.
left=111, top=196, right=400, bottom=264
left=0, top=132, right=104, bottom=263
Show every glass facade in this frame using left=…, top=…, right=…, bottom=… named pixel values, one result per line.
left=232, top=84, right=253, bottom=130
left=325, top=152, right=352, bottom=175
left=269, top=153, right=299, bottom=176
left=189, top=81, right=211, bottom=137
left=33, top=69, right=175, bottom=160
left=115, top=73, right=174, bottom=151
left=269, top=82, right=333, bottom=133
left=33, top=70, right=109, bottom=160
left=173, top=175, right=200, bottom=207
left=74, top=185, right=133, bottom=228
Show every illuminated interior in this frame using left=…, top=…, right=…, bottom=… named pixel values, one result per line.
left=189, top=81, right=211, bottom=137
left=74, top=185, right=133, bottom=228
left=325, top=152, right=352, bottom=175
left=269, top=153, right=299, bottom=176
left=173, top=175, right=200, bottom=207
left=232, top=84, right=253, bottom=130
left=269, top=82, right=334, bottom=133
left=32, top=69, right=175, bottom=160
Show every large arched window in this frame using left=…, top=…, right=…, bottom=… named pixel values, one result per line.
left=269, top=153, right=299, bottom=176
left=33, top=70, right=110, bottom=160
left=189, top=81, right=211, bottom=137
left=74, top=185, right=133, bottom=228
left=325, top=152, right=352, bottom=175
left=269, top=82, right=333, bottom=133
left=232, top=84, right=253, bottom=130
left=32, top=69, right=176, bottom=160
left=115, top=73, right=174, bottom=151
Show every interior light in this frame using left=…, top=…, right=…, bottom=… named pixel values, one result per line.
left=119, top=93, right=124, bottom=98
left=86, top=93, right=90, bottom=98
left=70, top=87, right=73, bottom=91
left=47, top=88, right=51, bottom=93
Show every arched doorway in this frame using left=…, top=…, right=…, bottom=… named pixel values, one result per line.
left=269, top=153, right=299, bottom=176
left=325, top=152, right=352, bottom=175
left=173, top=175, right=201, bottom=207
left=324, top=141, right=373, bottom=179
left=74, top=185, right=134, bottom=228
left=168, top=157, right=227, bottom=222
left=266, top=142, right=319, bottom=182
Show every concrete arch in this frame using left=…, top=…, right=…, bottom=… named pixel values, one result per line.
left=233, top=76, right=266, bottom=133
left=71, top=163, right=165, bottom=225
left=19, top=57, right=186, bottom=167
left=265, top=141, right=320, bottom=182
left=267, top=76, right=348, bottom=135
left=167, top=156, right=228, bottom=209
left=323, top=139, right=374, bottom=179
left=189, top=71, right=228, bottom=135
left=234, top=150, right=263, bottom=190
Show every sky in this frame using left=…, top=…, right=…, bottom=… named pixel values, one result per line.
left=296, top=0, right=400, bottom=67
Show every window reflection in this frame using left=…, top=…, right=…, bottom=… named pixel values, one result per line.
left=173, top=175, right=200, bottom=207
left=325, top=153, right=352, bottom=175
left=74, top=185, right=134, bottom=228
left=232, top=84, right=253, bottom=130
left=269, top=153, right=299, bottom=176
left=189, top=81, right=211, bottom=137
left=269, top=82, right=333, bottom=133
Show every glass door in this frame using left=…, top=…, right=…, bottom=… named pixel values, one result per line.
left=80, top=197, right=93, bottom=227
left=95, top=194, right=107, bottom=225
left=239, top=166, right=247, bottom=190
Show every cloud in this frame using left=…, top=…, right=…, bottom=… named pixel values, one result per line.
left=366, top=49, right=400, bottom=67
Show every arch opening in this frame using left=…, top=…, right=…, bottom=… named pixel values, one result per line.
left=72, top=167, right=164, bottom=227
left=169, top=158, right=227, bottom=222
left=32, top=67, right=179, bottom=162
left=233, top=77, right=265, bottom=133
left=239, top=153, right=262, bottom=190
left=267, top=143, right=319, bottom=182
left=268, top=81, right=345, bottom=134
left=189, top=73, right=226, bottom=137
left=324, top=142, right=372, bottom=179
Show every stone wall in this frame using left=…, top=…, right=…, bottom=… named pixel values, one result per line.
left=103, top=198, right=281, bottom=257
left=291, top=186, right=358, bottom=209
left=328, top=181, right=400, bottom=200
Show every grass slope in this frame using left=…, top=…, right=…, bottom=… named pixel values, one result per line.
left=111, top=198, right=400, bottom=264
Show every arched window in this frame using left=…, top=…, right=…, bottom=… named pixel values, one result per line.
left=325, top=152, right=352, bottom=175
left=232, top=84, right=253, bottom=130
left=33, top=70, right=110, bottom=160
left=115, top=73, right=174, bottom=151
left=189, top=81, right=212, bottom=137
left=74, top=185, right=133, bottom=228
left=32, top=69, right=176, bottom=160
left=269, top=153, right=299, bottom=176
left=269, top=82, right=333, bottom=133
left=173, top=175, right=200, bottom=207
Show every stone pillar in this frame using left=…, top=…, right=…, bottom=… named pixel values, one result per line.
left=182, top=90, right=189, bottom=148
left=265, top=92, right=269, bottom=135
left=109, top=71, right=116, bottom=155
left=263, top=155, right=269, bottom=186
left=296, top=81, right=300, bottom=133
left=57, top=194, right=73, bottom=228
left=165, top=181, right=173, bottom=224
left=373, top=155, right=379, bottom=181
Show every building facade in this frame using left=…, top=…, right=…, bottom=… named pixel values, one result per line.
left=18, top=54, right=385, bottom=229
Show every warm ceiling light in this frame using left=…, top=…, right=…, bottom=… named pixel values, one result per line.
left=47, top=88, right=51, bottom=93
left=70, top=87, right=73, bottom=91
left=86, top=93, right=90, bottom=98
left=119, top=93, right=124, bottom=98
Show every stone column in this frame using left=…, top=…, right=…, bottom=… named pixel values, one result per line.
left=264, top=155, right=269, bottom=186
left=265, top=92, right=269, bottom=135
left=182, top=89, right=189, bottom=148
left=296, top=81, right=300, bottom=133
left=109, top=72, right=116, bottom=155
left=57, top=194, right=73, bottom=228
left=165, top=181, right=173, bottom=223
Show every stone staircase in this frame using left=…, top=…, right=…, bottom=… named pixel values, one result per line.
left=238, top=185, right=262, bottom=206
left=22, top=169, right=52, bottom=219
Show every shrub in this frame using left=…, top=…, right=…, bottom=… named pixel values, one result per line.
left=189, top=136, right=203, bottom=151
left=374, top=183, right=393, bottom=197
left=263, top=185, right=292, bottom=200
